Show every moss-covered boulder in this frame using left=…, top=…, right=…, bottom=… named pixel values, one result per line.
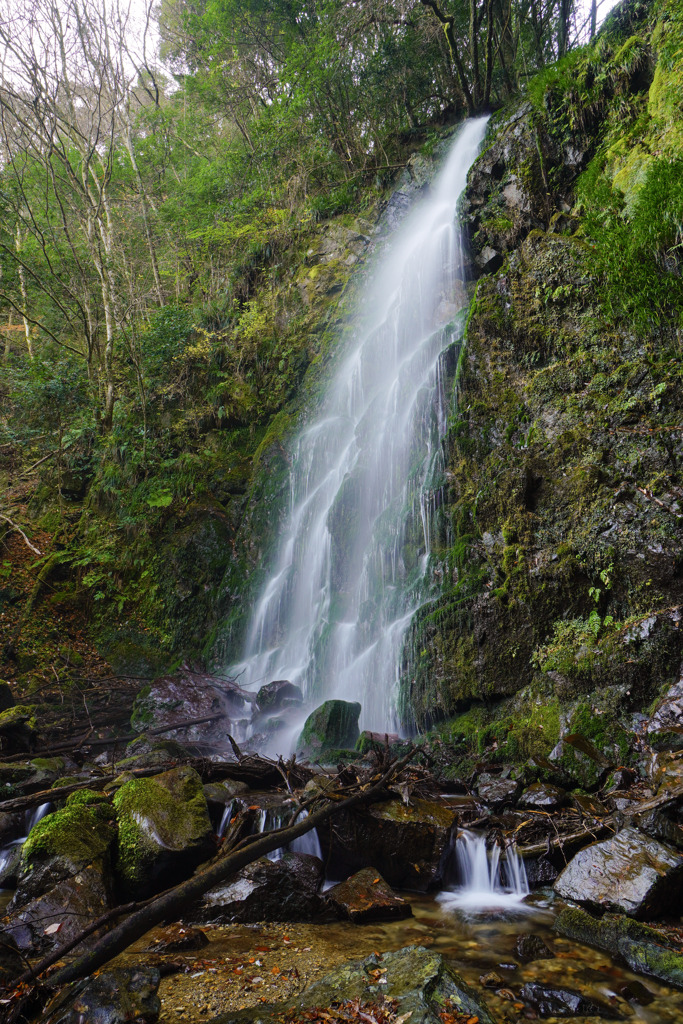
left=0, top=680, right=14, bottom=712
left=0, top=705, right=37, bottom=756
left=321, top=797, right=456, bottom=892
left=296, top=700, right=361, bottom=758
left=556, top=906, right=683, bottom=990
left=554, top=826, right=683, bottom=918
left=16, top=801, right=116, bottom=905
left=113, top=766, right=214, bottom=897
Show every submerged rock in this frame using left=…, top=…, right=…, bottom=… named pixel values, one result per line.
left=144, top=924, right=209, bottom=953
left=210, top=945, right=495, bottom=1024
left=519, top=981, right=624, bottom=1018
left=296, top=700, right=361, bottom=758
left=326, top=868, right=412, bottom=923
left=40, top=967, right=160, bottom=1024
left=555, top=906, right=683, bottom=990
left=553, top=826, right=683, bottom=918
left=191, top=852, right=327, bottom=924
left=113, top=766, right=214, bottom=898
left=321, top=797, right=456, bottom=891
left=515, top=933, right=554, bottom=962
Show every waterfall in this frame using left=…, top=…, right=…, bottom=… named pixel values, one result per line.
left=230, top=117, right=489, bottom=744
left=437, top=831, right=531, bottom=914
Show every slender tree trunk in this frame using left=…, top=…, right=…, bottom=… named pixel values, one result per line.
left=15, top=226, right=34, bottom=359
left=420, top=0, right=475, bottom=115
left=125, top=127, right=163, bottom=305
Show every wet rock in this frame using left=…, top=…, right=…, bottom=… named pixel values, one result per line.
left=523, top=856, right=559, bottom=886
left=256, top=680, right=303, bottom=713
left=213, top=945, right=495, bottom=1024
left=645, top=677, right=683, bottom=751
left=203, top=780, right=249, bottom=806
left=572, top=792, right=609, bottom=817
left=515, top=933, right=554, bottom=961
left=0, top=810, right=23, bottom=844
left=130, top=669, right=245, bottom=750
left=0, top=933, right=23, bottom=984
left=296, top=700, right=361, bottom=758
left=518, top=782, right=568, bottom=810
left=320, top=797, right=456, bottom=891
left=14, top=802, right=116, bottom=905
left=4, top=861, right=112, bottom=955
left=554, top=826, right=683, bottom=918
left=191, top=852, right=327, bottom=924
left=476, top=773, right=520, bottom=808
left=40, top=967, right=160, bottom=1024
left=615, top=979, right=654, bottom=1005
left=632, top=807, right=683, bottom=850
left=0, top=840, right=23, bottom=887
left=118, top=736, right=194, bottom=770
left=113, top=766, right=214, bottom=898
left=144, top=924, right=209, bottom=953
left=555, top=906, right=683, bottom=990
left=480, top=971, right=503, bottom=988
left=602, top=767, right=637, bottom=793
left=326, top=868, right=412, bottom=923
left=520, top=982, right=624, bottom=1018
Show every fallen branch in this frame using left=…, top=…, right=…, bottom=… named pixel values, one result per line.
left=0, top=513, right=41, bottom=555
left=0, top=765, right=182, bottom=814
left=40, top=749, right=416, bottom=989
left=518, top=818, right=613, bottom=858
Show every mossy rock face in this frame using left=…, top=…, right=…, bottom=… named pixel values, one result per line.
left=296, top=701, right=361, bottom=758
left=113, top=766, right=214, bottom=898
left=17, top=802, right=116, bottom=904
left=555, top=906, right=683, bottom=990
left=66, top=788, right=110, bottom=808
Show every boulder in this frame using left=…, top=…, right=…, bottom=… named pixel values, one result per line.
left=476, top=773, right=520, bottom=808
left=0, top=681, right=14, bottom=712
left=0, top=810, right=23, bottom=845
left=646, top=677, right=683, bottom=751
left=4, top=861, right=112, bottom=955
left=14, top=802, right=116, bottom=905
left=191, top=852, right=327, bottom=924
left=296, top=700, right=361, bottom=758
left=214, top=945, right=495, bottom=1024
left=40, top=967, right=160, bottom=1024
left=518, top=782, right=568, bottom=810
left=0, top=705, right=38, bottom=756
left=113, top=766, right=214, bottom=898
left=555, top=906, right=683, bottom=990
left=0, top=840, right=23, bottom=887
left=554, top=826, right=683, bottom=918
left=320, top=797, right=456, bottom=891
left=572, top=792, right=609, bottom=817
left=326, top=868, right=412, bottom=923
left=256, top=680, right=303, bottom=713
left=519, top=982, right=624, bottom=1018
left=130, top=670, right=246, bottom=750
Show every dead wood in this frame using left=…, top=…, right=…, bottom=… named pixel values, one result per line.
left=16, top=749, right=415, bottom=991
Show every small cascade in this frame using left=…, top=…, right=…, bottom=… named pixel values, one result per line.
left=437, top=831, right=531, bottom=914
left=229, top=117, right=490, bottom=746
left=0, top=802, right=52, bottom=889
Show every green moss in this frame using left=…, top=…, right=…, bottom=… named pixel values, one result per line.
left=66, top=788, right=110, bottom=807
left=22, top=802, right=115, bottom=867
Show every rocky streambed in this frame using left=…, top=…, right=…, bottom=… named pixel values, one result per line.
left=0, top=674, right=682, bottom=1023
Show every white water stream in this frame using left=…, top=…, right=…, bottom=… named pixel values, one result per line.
left=230, top=117, right=489, bottom=747
left=438, top=831, right=531, bottom=914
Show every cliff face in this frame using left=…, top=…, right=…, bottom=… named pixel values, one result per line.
left=400, top=0, right=683, bottom=762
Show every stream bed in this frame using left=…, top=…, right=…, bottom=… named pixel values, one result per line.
left=117, top=892, right=680, bottom=1023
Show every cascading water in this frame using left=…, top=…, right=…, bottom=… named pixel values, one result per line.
left=230, top=118, right=489, bottom=748
left=437, top=831, right=531, bottom=913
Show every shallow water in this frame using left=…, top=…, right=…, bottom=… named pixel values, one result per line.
left=126, top=891, right=683, bottom=1023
